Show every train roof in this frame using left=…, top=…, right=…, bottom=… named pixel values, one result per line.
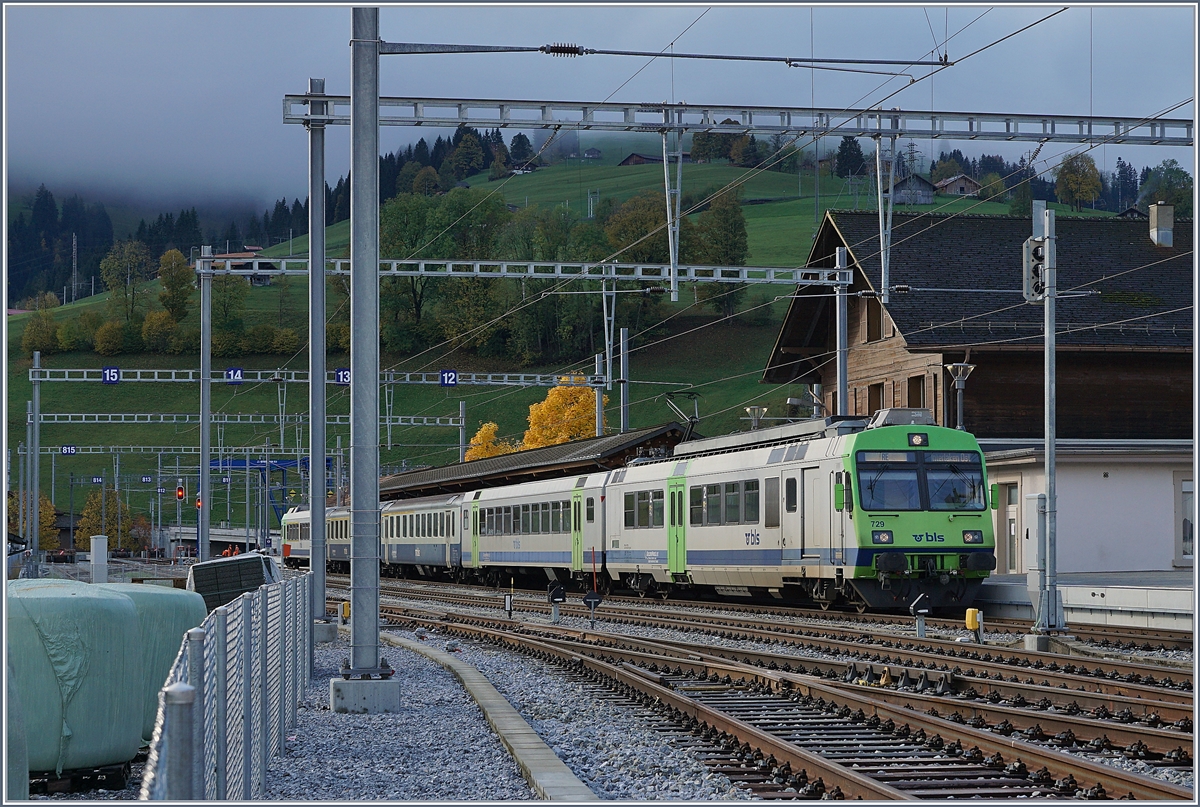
left=379, top=422, right=687, bottom=499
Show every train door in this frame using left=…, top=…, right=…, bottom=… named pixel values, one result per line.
left=451, top=507, right=463, bottom=567
left=804, top=469, right=827, bottom=559
left=667, top=475, right=687, bottom=575
left=470, top=499, right=481, bottom=568
left=782, top=475, right=799, bottom=554
left=571, top=488, right=584, bottom=572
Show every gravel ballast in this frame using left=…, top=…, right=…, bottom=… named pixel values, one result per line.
left=264, top=636, right=536, bottom=801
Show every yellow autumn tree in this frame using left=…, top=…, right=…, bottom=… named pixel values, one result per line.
left=74, top=487, right=135, bottom=550
left=6, top=491, right=59, bottom=551
left=464, top=422, right=521, bottom=461
left=522, top=377, right=608, bottom=449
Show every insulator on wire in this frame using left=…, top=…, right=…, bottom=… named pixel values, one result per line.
left=542, top=43, right=583, bottom=57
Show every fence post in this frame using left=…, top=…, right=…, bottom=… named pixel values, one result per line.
left=258, top=587, right=268, bottom=792
left=303, top=574, right=311, bottom=692
left=213, top=606, right=229, bottom=800
left=186, top=627, right=206, bottom=799
left=278, top=580, right=289, bottom=750
left=164, top=682, right=195, bottom=801
left=292, top=577, right=301, bottom=725
left=241, top=594, right=253, bottom=799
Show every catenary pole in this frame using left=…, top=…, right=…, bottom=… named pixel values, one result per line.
left=31, top=353, right=41, bottom=565
left=348, top=7, right=382, bottom=674
left=620, top=327, right=630, bottom=433
left=458, top=401, right=467, bottom=462
left=199, top=247, right=213, bottom=562
left=308, top=76, right=329, bottom=641
left=1043, top=206, right=1062, bottom=632
left=595, top=355, right=604, bottom=436
left=835, top=247, right=849, bottom=416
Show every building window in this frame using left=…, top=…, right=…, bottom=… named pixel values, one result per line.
left=868, top=383, right=884, bottom=416
left=908, top=375, right=925, bottom=409
left=866, top=297, right=882, bottom=342
left=1176, top=473, right=1194, bottom=566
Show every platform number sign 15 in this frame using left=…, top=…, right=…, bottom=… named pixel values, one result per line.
left=60, top=445, right=78, bottom=455
left=439, top=369, right=458, bottom=387
left=225, top=367, right=244, bottom=385
left=101, top=367, right=120, bottom=384
left=334, top=368, right=351, bottom=386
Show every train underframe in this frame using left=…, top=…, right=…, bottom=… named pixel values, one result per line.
left=297, top=555, right=988, bottom=612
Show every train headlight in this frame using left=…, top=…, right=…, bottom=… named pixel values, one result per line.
left=907, top=433, right=928, bottom=447
left=871, top=530, right=894, bottom=544
left=962, top=530, right=984, bottom=544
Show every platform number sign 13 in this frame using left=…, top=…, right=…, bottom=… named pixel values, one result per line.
left=225, top=367, right=244, bottom=385
left=101, top=367, right=121, bottom=384
left=334, top=368, right=351, bottom=386
left=439, top=369, right=458, bottom=387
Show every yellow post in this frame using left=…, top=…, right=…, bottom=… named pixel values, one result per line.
left=965, top=608, right=980, bottom=631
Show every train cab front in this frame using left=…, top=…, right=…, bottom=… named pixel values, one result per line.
left=847, top=417, right=997, bottom=611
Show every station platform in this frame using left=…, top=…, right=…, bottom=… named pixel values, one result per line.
left=976, top=570, right=1195, bottom=632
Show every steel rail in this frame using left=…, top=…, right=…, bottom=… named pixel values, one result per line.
left=376, top=604, right=1192, bottom=800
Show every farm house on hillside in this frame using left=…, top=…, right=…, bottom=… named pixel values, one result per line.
left=882, top=174, right=936, bottom=205
left=618, top=152, right=692, bottom=166
left=934, top=173, right=982, bottom=196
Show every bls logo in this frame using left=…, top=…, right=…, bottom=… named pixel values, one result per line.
left=913, top=532, right=945, bottom=543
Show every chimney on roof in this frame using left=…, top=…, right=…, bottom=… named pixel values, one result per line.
left=1149, top=202, right=1173, bottom=247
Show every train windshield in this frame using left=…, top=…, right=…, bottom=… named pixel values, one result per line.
left=856, top=451, right=921, bottom=510
left=856, top=450, right=985, bottom=512
left=924, top=452, right=986, bottom=511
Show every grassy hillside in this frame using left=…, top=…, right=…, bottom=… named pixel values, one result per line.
left=8, top=278, right=788, bottom=524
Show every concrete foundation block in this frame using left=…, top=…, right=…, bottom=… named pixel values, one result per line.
left=1023, top=634, right=1051, bottom=652
left=313, top=620, right=337, bottom=644
left=330, top=677, right=402, bottom=714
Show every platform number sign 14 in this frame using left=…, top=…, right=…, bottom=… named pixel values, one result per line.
left=101, top=367, right=120, bottom=384
left=225, top=367, right=244, bottom=385
left=335, top=368, right=351, bottom=386
left=439, top=369, right=458, bottom=387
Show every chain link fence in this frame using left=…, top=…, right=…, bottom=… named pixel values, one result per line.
left=140, top=573, right=311, bottom=799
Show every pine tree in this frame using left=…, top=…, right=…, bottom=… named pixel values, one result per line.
left=510, top=133, right=533, bottom=166
left=835, top=137, right=866, bottom=177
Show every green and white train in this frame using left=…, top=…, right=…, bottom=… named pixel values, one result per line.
left=283, top=408, right=997, bottom=611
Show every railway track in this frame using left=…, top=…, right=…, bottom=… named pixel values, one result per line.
left=362, top=601, right=1192, bottom=800
left=322, top=572, right=1194, bottom=651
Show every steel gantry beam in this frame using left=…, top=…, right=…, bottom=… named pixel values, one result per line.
left=37, top=413, right=463, bottom=427
left=282, top=94, right=1194, bottom=146
left=29, top=368, right=606, bottom=387
left=195, top=257, right=841, bottom=286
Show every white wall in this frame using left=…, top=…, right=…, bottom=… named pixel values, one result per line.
left=989, top=457, right=1189, bottom=573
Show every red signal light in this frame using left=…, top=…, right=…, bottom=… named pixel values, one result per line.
left=176, top=485, right=185, bottom=501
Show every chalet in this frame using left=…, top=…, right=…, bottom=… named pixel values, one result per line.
left=583, top=148, right=602, bottom=160
left=214, top=250, right=276, bottom=286
left=1116, top=206, right=1148, bottom=219
left=934, top=173, right=982, bottom=196
left=762, top=206, right=1193, bottom=573
left=618, top=152, right=692, bottom=166
left=881, top=174, right=935, bottom=206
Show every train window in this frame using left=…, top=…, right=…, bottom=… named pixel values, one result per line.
left=705, top=484, right=722, bottom=525
left=539, top=502, right=551, bottom=533
left=724, top=483, right=741, bottom=524
left=503, top=507, right=512, bottom=535
left=450, top=512, right=456, bottom=537
left=519, top=504, right=529, bottom=534
left=651, top=491, right=664, bottom=528
left=744, top=480, right=760, bottom=523
left=624, top=494, right=635, bottom=528
left=924, top=456, right=985, bottom=511
left=856, top=453, right=921, bottom=511
left=472, top=511, right=478, bottom=536
left=690, top=487, right=703, bottom=525
left=635, top=491, right=650, bottom=528
left=562, top=500, right=571, bottom=532
left=785, top=478, right=797, bottom=513
left=463, top=511, right=469, bottom=533
left=551, top=502, right=562, bottom=533
left=585, top=498, right=594, bottom=522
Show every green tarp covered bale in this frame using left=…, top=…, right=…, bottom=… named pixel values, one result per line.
left=6, top=579, right=143, bottom=775
left=106, top=584, right=207, bottom=742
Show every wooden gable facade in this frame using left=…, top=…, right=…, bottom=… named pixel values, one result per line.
left=763, top=210, right=1193, bottom=439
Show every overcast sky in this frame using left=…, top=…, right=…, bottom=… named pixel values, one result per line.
left=4, top=3, right=1195, bottom=211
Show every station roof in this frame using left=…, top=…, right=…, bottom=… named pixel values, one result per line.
left=379, top=422, right=688, bottom=500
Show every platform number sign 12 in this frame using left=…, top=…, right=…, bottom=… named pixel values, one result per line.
left=101, top=366, right=120, bottom=384
left=225, top=367, right=244, bottom=385
left=60, top=445, right=78, bottom=455
left=439, top=369, right=458, bottom=387
left=334, top=368, right=351, bottom=386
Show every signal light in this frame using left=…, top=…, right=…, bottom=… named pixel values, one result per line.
left=176, top=485, right=185, bottom=501
left=1022, top=236, right=1048, bottom=304
left=196, top=497, right=202, bottom=510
